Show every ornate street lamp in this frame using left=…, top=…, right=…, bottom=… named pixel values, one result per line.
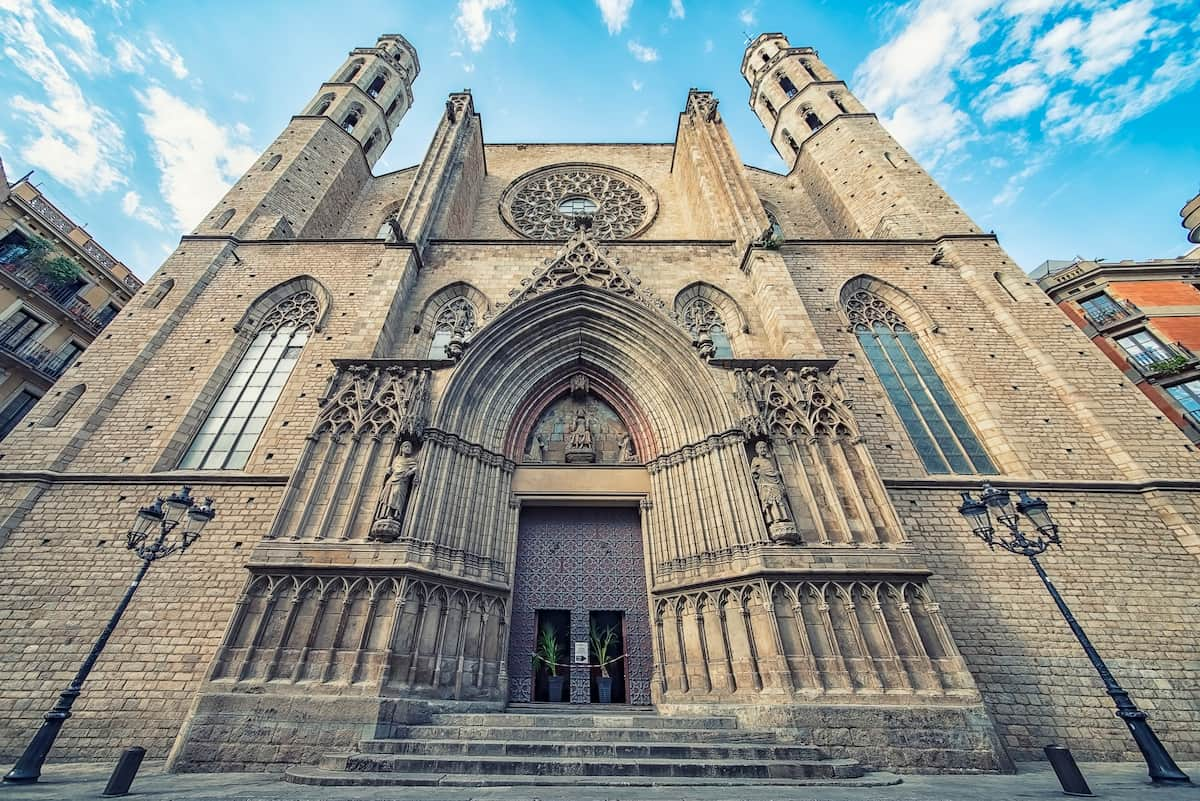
left=957, top=483, right=1190, bottom=785
left=3, top=487, right=216, bottom=784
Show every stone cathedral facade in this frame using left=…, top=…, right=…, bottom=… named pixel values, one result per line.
left=1, top=32, right=1198, bottom=775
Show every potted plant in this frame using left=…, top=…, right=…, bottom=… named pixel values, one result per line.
left=535, top=623, right=565, bottom=702
left=589, top=622, right=620, bottom=704
left=37, top=254, right=82, bottom=289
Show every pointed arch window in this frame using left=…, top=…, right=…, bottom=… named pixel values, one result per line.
left=180, top=291, right=319, bottom=470
left=682, top=297, right=733, bottom=359
left=778, top=74, right=798, bottom=97
left=846, top=289, right=994, bottom=474
left=428, top=297, right=476, bottom=360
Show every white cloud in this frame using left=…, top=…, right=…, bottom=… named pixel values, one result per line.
left=631, top=79, right=643, bottom=91
left=627, top=40, right=658, bottom=62
left=38, top=0, right=105, bottom=75
left=0, top=0, right=128, bottom=193
left=669, top=0, right=684, bottom=19
left=232, top=90, right=250, bottom=102
left=455, top=0, right=515, bottom=51
left=136, top=86, right=257, bottom=230
left=112, top=35, right=142, bottom=72
left=596, top=0, right=633, bottom=34
left=120, top=189, right=166, bottom=230
left=147, top=33, right=187, bottom=79
left=737, top=5, right=757, bottom=26
left=982, top=81, right=1049, bottom=121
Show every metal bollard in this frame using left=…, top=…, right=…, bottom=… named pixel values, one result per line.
left=100, top=747, right=145, bottom=798
left=1044, top=744, right=1095, bottom=797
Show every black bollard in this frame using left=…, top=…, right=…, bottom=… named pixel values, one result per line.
left=100, top=747, right=145, bottom=797
left=1044, top=745, right=1095, bottom=797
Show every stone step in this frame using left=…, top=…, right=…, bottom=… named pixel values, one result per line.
left=356, top=737, right=825, bottom=761
left=379, top=724, right=779, bottom=744
left=324, top=752, right=866, bottom=780
left=427, top=712, right=740, bottom=729
left=285, top=766, right=904, bottom=788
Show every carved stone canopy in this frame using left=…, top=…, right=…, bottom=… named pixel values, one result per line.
left=315, top=361, right=432, bottom=440
left=735, top=365, right=860, bottom=441
left=499, top=163, right=659, bottom=240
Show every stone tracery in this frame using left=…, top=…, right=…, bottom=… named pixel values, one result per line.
left=500, top=164, right=658, bottom=240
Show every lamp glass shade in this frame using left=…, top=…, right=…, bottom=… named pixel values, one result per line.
left=958, top=493, right=994, bottom=540
left=162, top=486, right=194, bottom=523
left=133, top=499, right=164, bottom=535
left=185, top=501, right=215, bottom=534
left=1017, top=491, right=1057, bottom=537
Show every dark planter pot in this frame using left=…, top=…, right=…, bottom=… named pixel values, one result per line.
left=547, top=675, right=566, bottom=702
left=597, top=676, right=613, bottom=704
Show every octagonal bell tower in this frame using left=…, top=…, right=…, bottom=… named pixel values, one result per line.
left=742, top=32, right=980, bottom=238
left=193, top=34, right=419, bottom=240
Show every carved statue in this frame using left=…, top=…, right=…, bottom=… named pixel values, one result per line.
left=749, top=440, right=801, bottom=544
left=369, top=439, right=419, bottom=542
left=527, top=434, right=546, bottom=463
left=617, top=433, right=637, bottom=463
left=377, top=215, right=404, bottom=242
left=565, top=411, right=595, bottom=463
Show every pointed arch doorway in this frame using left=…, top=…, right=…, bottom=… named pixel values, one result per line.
left=505, top=381, right=653, bottom=705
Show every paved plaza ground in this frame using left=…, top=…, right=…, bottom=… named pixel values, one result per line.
left=1, top=760, right=1198, bottom=801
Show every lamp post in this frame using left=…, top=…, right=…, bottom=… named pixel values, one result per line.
left=957, top=483, right=1190, bottom=785
left=3, top=487, right=216, bottom=784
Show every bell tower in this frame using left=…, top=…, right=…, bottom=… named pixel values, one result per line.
left=193, top=34, right=419, bottom=240
left=742, top=32, right=981, bottom=238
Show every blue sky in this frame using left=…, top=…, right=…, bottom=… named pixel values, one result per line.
left=1, top=0, right=1197, bottom=278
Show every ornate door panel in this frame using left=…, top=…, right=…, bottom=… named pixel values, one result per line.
left=508, top=506, right=652, bottom=704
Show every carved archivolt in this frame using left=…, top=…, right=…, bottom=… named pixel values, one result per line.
left=499, top=163, right=658, bottom=240
left=736, top=365, right=859, bottom=440
left=489, top=224, right=672, bottom=320
left=316, top=364, right=431, bottom=439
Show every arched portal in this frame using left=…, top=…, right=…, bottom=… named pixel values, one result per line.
left=404, top=285, right=752, bottom=705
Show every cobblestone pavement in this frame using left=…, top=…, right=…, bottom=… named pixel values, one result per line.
left=1, top=760, right=1198, bottom=801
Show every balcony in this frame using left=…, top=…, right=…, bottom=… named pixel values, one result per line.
left=0, top=260, right=115, bottom=335
left=1082, top=299, right=1146, bottom=332
left=1127, top=342, right=1200, bottom=379
left=0, top=323, right=77, bottom=382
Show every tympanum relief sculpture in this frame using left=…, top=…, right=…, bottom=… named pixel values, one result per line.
left=523, top=385, right=638, bottom=465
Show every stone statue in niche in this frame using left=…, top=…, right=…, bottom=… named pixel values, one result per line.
left=565, top=411, right=595, bottom=463
left=377, top=214, right=404, bottom=242
left=369, top=439, right=419, bottom=542
left=749, top=440, right=800, bottom=544
left=526, top=434, right=546, bottom=463
left=617, top=433, right=637, bottom=463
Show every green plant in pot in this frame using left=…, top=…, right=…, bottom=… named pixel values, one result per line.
left=589, top=622, right=620, bottom=704
left=37, top=255, right=82, bottom=288
left=535, top=623, right=565, bottom=702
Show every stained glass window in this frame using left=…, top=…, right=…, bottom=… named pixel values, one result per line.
left=845, top=289, right=994, bottom=474
left=180, top=291, right=319, bottom=470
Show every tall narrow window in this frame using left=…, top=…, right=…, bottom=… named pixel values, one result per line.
left=428, top=297, right=476, bottom=359
left=1167, top=379, right=1200, bottom=425
left=799, top=60, right=819, bottom=81
left=829, top=91, right=849, bottom=114
left=366, top=73, right=387, bottom=98
left=385, top=96, right=400, bottom=117
left=342, top=60, right=363, bottom=82
left=846, top=289, right=994, bottom=474
left=311, top=93, right=334, bottom=115
left=763, top=97, right=777, bottom=119
left=1115, top=330, right=1172, bottom=367
left=0, top=230, right=32, bottom=262
left=342, top=107, right=362, bottom=133
left=0, top=388, right=41, bottom=440
left=0, top=309, right=45, bottom=348
left=682, top=297, right=734, bottom=359
left=801, top=105, right=823, bottom=131
left=180, top=291, right=319, bottom=470
left=782, top=129, right=800, bottom=154
left=778, top=74, right=798, bottom=97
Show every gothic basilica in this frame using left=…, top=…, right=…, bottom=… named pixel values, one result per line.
left=1, top=32, right=1198, bottom=782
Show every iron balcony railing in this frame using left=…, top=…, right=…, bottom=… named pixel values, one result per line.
left=0, top=260, right=116, bottom=335
left=1082, top=299, right=1145, bottom=330
left=1126, top=341, right=1199, bottom=379
left=0, top=321, right=77, bottom=381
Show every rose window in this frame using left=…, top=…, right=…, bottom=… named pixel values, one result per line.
left=500, top=164, right=658, bottom=240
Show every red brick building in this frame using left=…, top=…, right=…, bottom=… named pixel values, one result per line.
left=1035, top=204, right=1200, bottom=442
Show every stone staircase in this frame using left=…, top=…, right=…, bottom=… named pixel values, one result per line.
left=284, top=706, right=902, bottom=787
